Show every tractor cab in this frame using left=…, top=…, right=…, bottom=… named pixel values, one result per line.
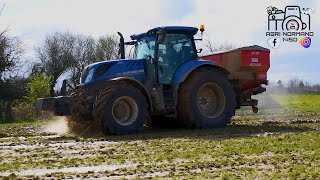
left=128, top=26, right=199, bottom=84
left=118, top=26, right=202, bottom=113
left=116, top=26, right=209, bottom=113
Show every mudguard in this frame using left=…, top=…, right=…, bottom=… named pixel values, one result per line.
left=110, top=77, right=153, bottom=112
left=171, top=60, right=229, bottom=89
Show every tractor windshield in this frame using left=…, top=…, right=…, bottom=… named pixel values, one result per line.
left=135, top=36, right=156, bottom=59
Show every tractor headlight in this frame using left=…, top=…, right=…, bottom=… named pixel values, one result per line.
left=84, top=68, right=95, bottom=83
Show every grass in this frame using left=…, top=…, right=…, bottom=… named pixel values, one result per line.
left=0, top=121, right=53, bottom=138
left=0, top=94, right=319, bottom=179
left=0, top=110, right=319, bottom=179
left=272, top=93, right=320, bottom=111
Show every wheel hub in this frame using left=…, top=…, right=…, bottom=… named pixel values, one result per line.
left=196, top=83, right=225, bottom=118
left=112, top=96, right=138, bottom=126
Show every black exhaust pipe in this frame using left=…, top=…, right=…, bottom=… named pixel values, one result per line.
left=117, top=32, right=125, bottom=59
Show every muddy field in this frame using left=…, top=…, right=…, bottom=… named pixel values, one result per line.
left=0, top=108, right=319, bottom=179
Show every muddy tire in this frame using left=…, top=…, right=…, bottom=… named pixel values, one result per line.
left=68, top=94, right=94, bottom=135
left=94, top=82, right=147, bottom=135
left=178, top=68, right=236, bottom=128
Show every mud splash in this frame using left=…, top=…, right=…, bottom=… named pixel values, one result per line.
left=42, top=117, right=69, bottom=135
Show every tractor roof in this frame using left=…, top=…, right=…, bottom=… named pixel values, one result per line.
left=131, top=26, right=198, bottom=40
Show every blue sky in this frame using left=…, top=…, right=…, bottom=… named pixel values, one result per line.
left=1, top=0, right=319, bottom=84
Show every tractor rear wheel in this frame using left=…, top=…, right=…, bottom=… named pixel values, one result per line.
left=178, top=68, right=236, bottom=128
left=94, top=82, right=147, bottom=135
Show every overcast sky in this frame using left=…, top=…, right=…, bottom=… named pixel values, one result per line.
left=1, top=0, right=319, bottom=84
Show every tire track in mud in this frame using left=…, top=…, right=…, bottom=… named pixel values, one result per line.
left=1, top=110, right=320, bottom=179
left=0, top=136, right=122, bottom=170
left=0, top=164, right=137, bottom=177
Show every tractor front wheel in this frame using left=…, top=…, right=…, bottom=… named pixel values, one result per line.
left=94, top=82, right=147, bottom=135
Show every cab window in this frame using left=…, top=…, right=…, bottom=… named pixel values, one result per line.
left=158, top=33, right=196, bottom=84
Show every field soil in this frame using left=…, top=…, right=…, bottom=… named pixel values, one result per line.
left=1, top=94, right=320, bottom=179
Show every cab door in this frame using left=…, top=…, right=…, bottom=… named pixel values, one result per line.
left=135, top=37, right=157, bottom=82
left=157, top=33, right=197, bottom=84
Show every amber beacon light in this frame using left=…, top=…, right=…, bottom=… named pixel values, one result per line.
left=200, top=24, right=205, bottom=32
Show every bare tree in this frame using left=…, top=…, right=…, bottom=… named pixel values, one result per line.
left=298, top=81, right=305, bottom=88
left=69, top=35, right=96, bottom=86
left=0, top=4, right=27, bottom=121
left=288, top=78, right=300, bottom=93
left=315, top=84, right=320, bottom=93
left=0, top=4, right=24, bottom=79
left=35, top=32, right=75, bottom=96
left=69, top=34, right=119, bottom=86
left=277, top=80, right=284, bottom=88
left=202, top=33, right=237, bottom=54
left=0, top=29, right=24, bottom=79
left=35, top=32, right=120, bottom=93
left=95, top=35, right=119, bottom=61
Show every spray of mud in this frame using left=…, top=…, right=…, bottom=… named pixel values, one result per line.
left=42, top=116, right=102, bottom=136
left=42, top=117, right=69, bottom=135
left=66, top=116, right=103, bottom=136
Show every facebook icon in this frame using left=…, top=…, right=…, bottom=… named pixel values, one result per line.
left=268, top=38, right=281, bottom=48
left=273, top=39, right=277, bottom=46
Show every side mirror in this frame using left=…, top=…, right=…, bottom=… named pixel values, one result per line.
left=156, top=28, right=166, bottom=44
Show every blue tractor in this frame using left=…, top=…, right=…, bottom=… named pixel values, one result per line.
left=36, top=26, right=236, bottom=134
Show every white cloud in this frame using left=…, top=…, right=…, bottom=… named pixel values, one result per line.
left=178, top=0, right=287, bottom=44
left=1, top=0, right=192, bottom=39
left=1, top=0, right=188, bottom=57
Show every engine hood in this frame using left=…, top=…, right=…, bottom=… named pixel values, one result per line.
left=80, top=59, right=146, bottom=86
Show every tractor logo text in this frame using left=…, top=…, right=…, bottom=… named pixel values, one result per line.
left=265, top=5, right=314, bottom=48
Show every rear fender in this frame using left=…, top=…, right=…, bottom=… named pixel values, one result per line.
left=172, top=60, right=229, bottom=90
left=110, top=77, right=153, bottom=112
left=171, top=60, right=229, bottom=109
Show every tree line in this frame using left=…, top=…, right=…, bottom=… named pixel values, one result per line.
left=268, top=79, right=320, bottom=94
left=0, top=29, right=119, bottom=122
left=33, top=32, right=119, bottom=96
